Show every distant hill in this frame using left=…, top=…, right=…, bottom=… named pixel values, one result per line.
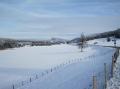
left=0, top=37, right=68, bottom=49
left=50, top=38, right=68, bottom=44
left=0, top=28, right=120, bottom=49
left=69, top=28, right=120, bottom=43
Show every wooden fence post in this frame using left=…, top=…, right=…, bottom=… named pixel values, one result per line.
left=111, top=56, right=114, bottom=78
left=46, top=70, right=48, bottom=74
left=42, top=72, right=44, bottom=76
left=30, top=77, right=32, bottom=83
left=68, top=61, right=70, bottom=64
left=22, top=81, right=24, bottom=86
left=51, top=68, right=52, bottom=72
left=36, top=74, right=38, bottom=79
left=54, top=67, right=56, bottom=70
left=93, top=76, right=97, bottom=89
left=12, top=84, right=15, bottom=89
left=104, top=63, right=107, bottom=89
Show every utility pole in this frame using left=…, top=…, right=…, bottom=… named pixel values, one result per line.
left=104, top=63, right=107, bottom=89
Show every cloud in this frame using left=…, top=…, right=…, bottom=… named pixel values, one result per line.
left=0, top=0, right=120, bottom=39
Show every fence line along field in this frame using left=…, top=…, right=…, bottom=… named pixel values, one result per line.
left=0, top=44, right=116, bottom=89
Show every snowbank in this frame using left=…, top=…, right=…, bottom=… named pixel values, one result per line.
left=107, top=53, right=120, bottom=89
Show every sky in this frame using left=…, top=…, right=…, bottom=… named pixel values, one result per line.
left=0, top=0, right=120, bottom=39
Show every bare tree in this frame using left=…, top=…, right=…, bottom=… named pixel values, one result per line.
left=114, top=35, right=116, bottom=47
left=78, top=33, right=86, bottom=52
left=107, top=37, right=111, bottom=42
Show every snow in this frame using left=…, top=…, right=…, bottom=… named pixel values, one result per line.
left=0, top=44, right=96, bottom=89
left=17, top=47, right=115, bottom=89
left=0, top=44, right=95, bottom=69
left=0, top=44, right=115, bottom=89
left=88, top=37, right=120, bottom=47
left=107, top=53, right=120, bottom=89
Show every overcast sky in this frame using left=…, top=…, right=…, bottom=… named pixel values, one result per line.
left=0, top=0, right=120, bottom=39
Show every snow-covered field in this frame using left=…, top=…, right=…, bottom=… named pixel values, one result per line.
left=88, top=37, right=120, bottom=47
left=0, top=44, right=115, bottom=89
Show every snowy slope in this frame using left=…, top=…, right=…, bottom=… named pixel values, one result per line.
left=88, top=37, right=120, bottom=47
left=16, top=47, right=115, bottom=89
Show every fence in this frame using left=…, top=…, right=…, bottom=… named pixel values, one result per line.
left=92, top=48, right=119, bottom=89
left=10, top=49, right=116, bottom=89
